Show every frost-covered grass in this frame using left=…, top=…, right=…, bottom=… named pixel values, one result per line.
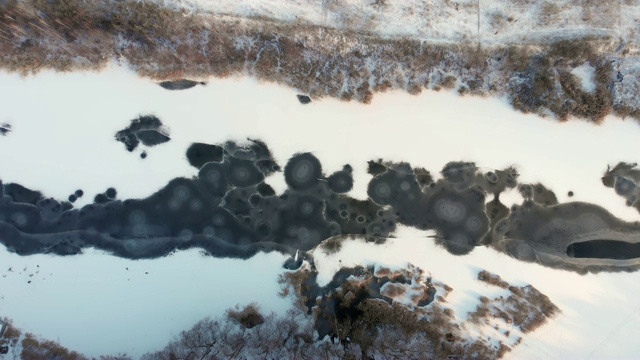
left=1, top=64, right=640, bottom=357
left=311, top=232, right=640, bottom=359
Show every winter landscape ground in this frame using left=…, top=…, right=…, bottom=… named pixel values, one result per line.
left=1, top=0, right=640, bottom=359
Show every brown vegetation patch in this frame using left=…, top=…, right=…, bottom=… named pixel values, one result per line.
left=226, top=303, right=266, bottom=329
left=380, top=283, right=407, bottom=300
left=374, top=266, right=392, bottom=278
left=278, top=266, right=316, bottom=310
left=142, top=309, right=316, bottom=360
left=320, top=236, right=343, bottom=255
left=478, top=269, right=509, bottom=288
left=557, top=62, right=613, bottom=124
left=471, top=270, right=560, bottom=334
left=0, top=318, right=133, bottom=359
left=21, top=333, right=88, bottom=360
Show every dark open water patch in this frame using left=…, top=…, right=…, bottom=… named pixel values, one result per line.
left=1, top=138, right=639, bottom=271
left=186, top=143, right=224, bottom=169
left=115, top=115, right=170, bottom=153
left=0, top=123, right=11, bottom=136
left=567, top=240, right=640, bottom=260
left=297, top=95, right=312, bottom=104
left=158, top=79, right=205, bottom=90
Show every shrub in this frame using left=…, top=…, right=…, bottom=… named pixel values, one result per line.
left=321, top=236, right=343, bottom=254
left=441, top=75, right=458, bottom=89
left=278, top=268, right=316, bottom=311
left=469, top=275, right=560, bottom=334
left=21, top=333, right=88, bottom=360
left=226, top=303, right=265, bottom=329
left=0, top=0, right=632, bottom=122
left=477, top=270, right=509, bottom=288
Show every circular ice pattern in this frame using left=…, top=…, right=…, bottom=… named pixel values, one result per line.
left=212, top=212, right=228, bottom=227
left=202, top=226, right=216, bottom=239
left=168, top=197, right=182, bottom=211
left=434, top=199, right=467, bottom=223
left=465, top=215, right=484, bottom=233
left=10, top=212, right=27, bottom=227
left=284, top=153, right=322, bottom=190
left=299, top=201, right=315, bottom=216
left=485, top=171, right=498, bottom=184
left=173, top=185, right=191, bottom=201
left=128, top=210, right=147, bottom=225
left=371, top=182, right=392, bottom=204
left=189, top=199, right=203, bottom=212
left=178, top=229, right=194, bottom=241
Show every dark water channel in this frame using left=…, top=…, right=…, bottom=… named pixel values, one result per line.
left=567, top=240, right=640, bottom=260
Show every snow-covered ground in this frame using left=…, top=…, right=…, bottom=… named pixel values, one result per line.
left=163, top=0, right=639, bottom=46
left=1, top=63, right=640, bottom=357
left=312, top=232, right=640, bottom=359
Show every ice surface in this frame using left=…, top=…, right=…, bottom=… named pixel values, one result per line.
left=0, top=64, right=637, bottom=221
left=0, top=247, right=291, bottom=357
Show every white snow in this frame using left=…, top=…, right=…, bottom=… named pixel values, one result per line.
left=571, top=62, right=597, bottom=94
left=0, top=64, right=637, bottom=220
left=162, top=0, right=636, bottom=46
left=499, top=186, right=524, bottom=208
left=1, top=63, right=640, bottom=357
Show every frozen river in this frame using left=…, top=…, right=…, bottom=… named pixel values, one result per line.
left=1, top=64, right=640, bottom=357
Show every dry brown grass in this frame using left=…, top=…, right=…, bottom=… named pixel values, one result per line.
left=226, top=303, right=266, bottom=329
left=1, top=318, right=21, bottom=341
left=21, top=333, right=88, bottom=360
left=0, top=318, right=133, bottom=359
left=557, top=64, right=612, bottom=124
left=320, top=236, right=343, bottom=255
left=1, top=317, right=21, bottom=357
left=470, top=271, right=560, bottom=334
left=0, top=0, right=634, bottom=123
left=506, top=39, right=624, bottom=122
left=381, top=283, right=407, bottom=298
left=478, top=269, right=509, bottom=288
left=374, top=266, right=392, bottom=277
left=305, top=265, right=511, bottom=359
left=278, top=267, right=315, bottom=311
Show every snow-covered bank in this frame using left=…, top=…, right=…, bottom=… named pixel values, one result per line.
left=165, top=0, right=640, bottom=47
left=3, top=0, right=639, bottom=123
left=0, top=247, right=290, bottom=357
left=312, top=233, right=640, bottom=359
